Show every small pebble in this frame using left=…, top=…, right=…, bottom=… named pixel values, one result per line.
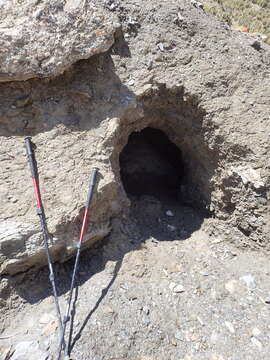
left=109, top=3, right=117, bottom=10
left=143, top=317, right=150, bottom=326
left=174, top=330, right=184, bottom=341
left=169, top=282, right=176, bottom=291
left=39, top=313, right=55, bottom=325
left=252, top=327, right=261, bottom=337
left=224, top=321, right=235, bottom=334
left=199, top=271, right=209, bottom=276
left=166, top=210, right=174, bottom=217
left=173, top=284, right=185, bottom=293
left=157, top=42, right=164, bottom=51
left=167, top=224, right=177, bottom=231
left=251, top=336, right=263, bottom=350
left=142, top=306, right=150, bottom=315
left=147, top=60, right=153, bottom=70
left=197, top=316, right=204, bottom=326
left=240, top=274, right=256, bottom=290
left=225, top=279, right=238, bottom=294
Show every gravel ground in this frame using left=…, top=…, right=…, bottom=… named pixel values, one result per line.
left=1, top=196, right=270, bottom=360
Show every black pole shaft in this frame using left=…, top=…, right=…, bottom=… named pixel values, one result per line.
left=58, top=168, right=98, bottom=360
left=25, top=137, right=63, bottom=339
left=38, top=209, right=64, bottom=338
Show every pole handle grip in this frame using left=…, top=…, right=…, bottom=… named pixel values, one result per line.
left=85, top=168, right=98, bottom=209
left=25, top=137, right=38, bottom=179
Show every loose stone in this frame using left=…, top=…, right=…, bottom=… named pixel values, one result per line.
left=224, top=321, right=235, bottom=334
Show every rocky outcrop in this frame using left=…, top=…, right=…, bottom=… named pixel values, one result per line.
left=0, top=0, right=269, bottom=274
left=0, top=0, right=119, bottom=82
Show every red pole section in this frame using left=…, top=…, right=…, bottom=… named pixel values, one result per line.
left=79, top=208, right=90, bottom=243
left=32, top=178, right=42, bottom=209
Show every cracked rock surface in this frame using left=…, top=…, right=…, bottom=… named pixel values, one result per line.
left=0, top=0, right=119, bottom=82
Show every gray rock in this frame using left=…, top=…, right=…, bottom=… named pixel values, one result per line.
left=11, top=341, right=49, bottom=360
left=240, top=274, right=256, bottom=290
left=250, top=336, right=263, bottom=350
left=191, top=0, right=204, bottom=9
left=0, top=220, right=110, bottom=275
left=174, top=330, right=184, bottom=341
left=231, top=167, right=264, bottom=190
left=142, top=306, right=150, bottom=315
left=157, top=43, right=164, bottom=51
left=224, top=321, right=235, bottom=334
left=173, top=284, right=185, bottom=293
left=0, top=1, right=119, bottom=82
left=167, top=225, right=177, bottom=232
left=252, top=327, right=262, bottom=338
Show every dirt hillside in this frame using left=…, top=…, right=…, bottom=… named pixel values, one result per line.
left=0, top=1, right=270, bottom=359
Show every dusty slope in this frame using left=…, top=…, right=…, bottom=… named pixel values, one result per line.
left=0, top=0, right=269, bottom=275
left=1, top=198, right=270, bottom=360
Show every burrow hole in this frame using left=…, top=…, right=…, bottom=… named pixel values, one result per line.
left=119, top=127, right=185, bottom=201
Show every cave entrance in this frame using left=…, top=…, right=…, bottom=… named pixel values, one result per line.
left=119, top=127, right=185, bottom=201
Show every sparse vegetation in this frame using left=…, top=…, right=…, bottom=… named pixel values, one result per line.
left=203, top=0, right=270, bottom=43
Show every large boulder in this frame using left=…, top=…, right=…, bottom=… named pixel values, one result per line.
left=0, top=0, right=119, bottom=82
left=0, top=0, right=269, bottom=274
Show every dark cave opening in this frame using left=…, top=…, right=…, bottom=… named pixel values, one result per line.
left=119, top=127, right=185, bottom=201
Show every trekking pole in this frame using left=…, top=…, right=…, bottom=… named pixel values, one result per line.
left=58, top=168, right=98, bottom=360
left=24, top=137, right=63, bottom=337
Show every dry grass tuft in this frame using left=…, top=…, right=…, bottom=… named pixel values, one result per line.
left=203, top=0, right=270, bottom=44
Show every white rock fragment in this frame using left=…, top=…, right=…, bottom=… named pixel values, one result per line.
left=240, top=274, right=256, bottom=290
left=165, top=210, right=174, bottom=217
left=157, top=42, right=164, bottom=51
left=224, top=321, right=235, bottom=334
left=39, top=313, right=55, bottom=325
left=199, top=271, right=209, bottom=276
left=173, top=284, right=185, bottom=293
left=225, top=279, right=238, bottom=294
left=197, top=316, right=204, bottom=326
left=174, top=329, right=184, bottom=340
left=12, top=341, right=49, bottom=360
left=231, top=166, right=264, bottom=190
left=167, top=224, right=177, bottom=232
left=252, top=327, right=262, bottom=337
left=169, top=282, right=185, bottom=293
left=251, top=336, right=263, bottom=350
left=169, top=282, right=176, bottom=291
left=142, top=306, right=150, bottom=315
